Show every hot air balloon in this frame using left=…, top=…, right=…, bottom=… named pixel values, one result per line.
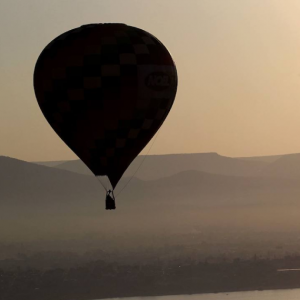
left=34, top=23, right=178, bottom=209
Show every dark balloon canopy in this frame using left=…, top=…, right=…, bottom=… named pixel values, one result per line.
left=34, top=23, right=178, bottom=189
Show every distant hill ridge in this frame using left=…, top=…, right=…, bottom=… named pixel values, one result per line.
left=35, top=152, right=272, bottom=180
left=2, top=154, right=300, bottom=241
left=33, top=152, right=300, bottom=182
left=257, top=153, right=300, bottom=178
left=2, top=154, right=300, bottom=206
left=1, top=154, right=300, bottom=208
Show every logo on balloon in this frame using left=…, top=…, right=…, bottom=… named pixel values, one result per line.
left=145, top=72, right=175, bottom=91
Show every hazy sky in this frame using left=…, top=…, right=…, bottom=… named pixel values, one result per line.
left=1, top=0, right=300, bottom=161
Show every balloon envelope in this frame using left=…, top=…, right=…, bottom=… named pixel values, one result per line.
left=34, top=23, right=177, bottom=188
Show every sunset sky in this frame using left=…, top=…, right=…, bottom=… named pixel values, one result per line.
left=1, top=0, right=300, bottom=161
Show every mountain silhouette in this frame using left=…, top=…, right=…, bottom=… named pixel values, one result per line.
left=257, top=153, right=300, bottom=178
left=237, top=154, right=282, bottom=163
left=3, top=155, right=300, bottom=210
left=2, top=154, right=300, bottom=243
left=47, top=152, right=268, bottom=180
left=0, top=156, right=100, bottom=210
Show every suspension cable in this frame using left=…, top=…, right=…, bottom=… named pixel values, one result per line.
left=96, top=176, right=107, bottom=192
left=115, top=132, right=160, bottom=197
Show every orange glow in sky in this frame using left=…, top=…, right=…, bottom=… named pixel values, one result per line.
left=1, top=0, right=300, bottom=161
